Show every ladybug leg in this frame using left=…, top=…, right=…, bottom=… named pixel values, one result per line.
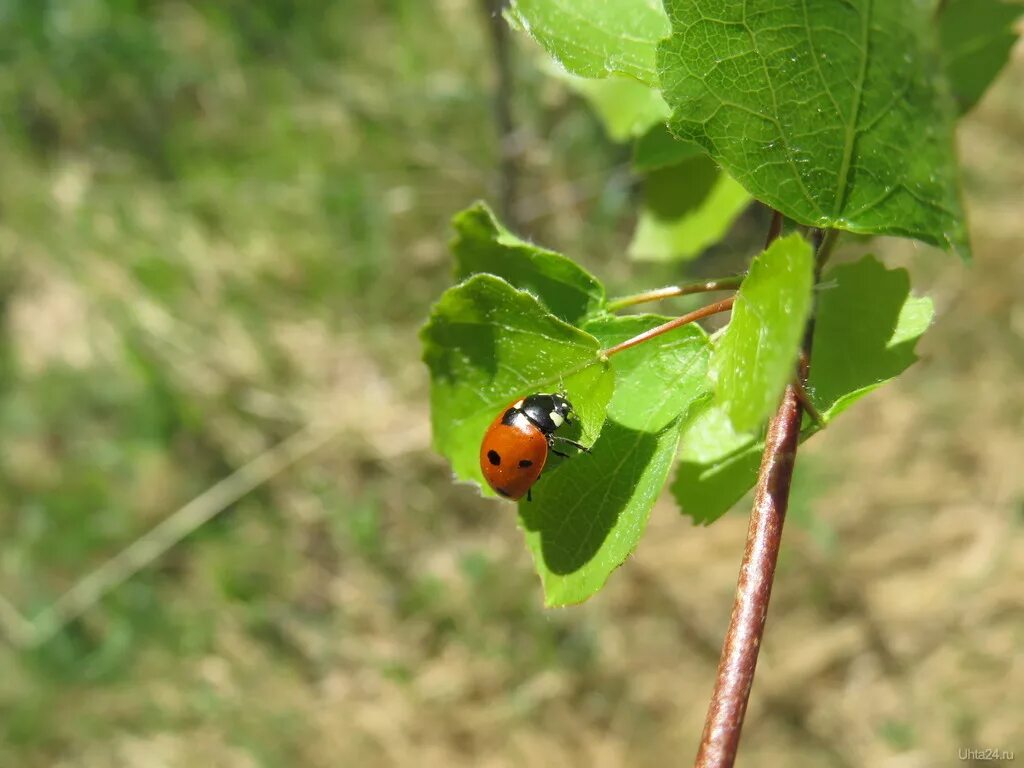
left=552, top=436, right=590, bottom=453
left=550, top=447, right=571, bottom=459
left=527, top=487, right=533, bottom=502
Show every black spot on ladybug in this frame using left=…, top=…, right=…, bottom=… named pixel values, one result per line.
left=518, top=459, right=533, bottom=468
left=495, top=487, right=511, bottom=498
left=487, top=450, right=501, bottom=466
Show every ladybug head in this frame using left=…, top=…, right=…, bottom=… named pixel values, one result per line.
left=549, top=393, right=573, bottom=425
left=519, top=392, right=574, bottom=434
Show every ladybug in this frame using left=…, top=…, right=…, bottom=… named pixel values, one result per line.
left=480, top=393, right=588, bottom=501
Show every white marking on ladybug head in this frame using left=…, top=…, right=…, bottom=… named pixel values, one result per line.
left=549, top=410, right=565, bottom=428
left=513, top=399, right=525, bottom=409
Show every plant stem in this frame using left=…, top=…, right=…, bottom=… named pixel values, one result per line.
left=479, top=0, right=520, bottom=229
left=606, top=276, right=744, bottom=313
left=601, top=297, right=735, bottom=358
left=695, top=219, right=834, bottom=768
left=815, top=228, right=840, bottom=269
left=694, top=365, right=804, bottom=768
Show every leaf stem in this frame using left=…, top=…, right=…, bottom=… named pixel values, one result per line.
left=695, top=218, right=831, bottom=768
left=815, top=228, right=840, bottom=273
left=600, top=297, right=735, bottom=358
left=792, top=355, right=824, bottom=426
left=606, top=276, right=744, bottom=313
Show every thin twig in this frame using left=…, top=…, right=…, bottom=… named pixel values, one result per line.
left=601, top=297, right=735, bottom=358
left=695, top=219, right=835, bottom=768
left=480, top=0, right=520, bottom=229
left=606, top=276, right=744, bottom=312
left=24, top=421, right=342, bottom=648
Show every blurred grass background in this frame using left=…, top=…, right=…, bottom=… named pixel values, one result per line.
left=0, top=2, right=1021, bottom=766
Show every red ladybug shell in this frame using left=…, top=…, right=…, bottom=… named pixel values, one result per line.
left=480, top=408, right=548, bottom=501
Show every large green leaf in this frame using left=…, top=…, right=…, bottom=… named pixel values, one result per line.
left=508, top=0, right=671, bottom=86
left=674, top=255, right=934, bottom=524
left=711, top=234, right=814, bottom=433
left=940, top=0, right=1022, bottom=114
left=807, top=255, right=934, bottom=419
left=452, top=202, right=604, bottom=324
left=520, top=315, right=711, bottom=605
left=658, top=0, right=970, bottom=256
left=421, top=274, right=613, bottom=493
left=629, top=155, right=752, bottom=262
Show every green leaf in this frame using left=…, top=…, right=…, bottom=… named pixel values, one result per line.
left=712, top=234, right=814, bottom=433
left=673, top=255, right=935, bottom=524
left=658, top=0, right=970, bottom=256
left=940, top=0, right=1022, bottom=114
left=583, top=316, right=712, bottom=432
left=452, top=202, right=604, bottom=324
left=421, top=274, right=613, bottom=494
left=508, top=0, right=671, bottom=86
left=672, top=403, right=760, bottom=525
left=559, top=72, right=670, bottom=141
left=520, top=314, right=711, bottom=605
left=629, top=155, right=752, bottom=262
left=807, top=255, right=934, bottom=419
left=632, top=123, right=701, bottom=172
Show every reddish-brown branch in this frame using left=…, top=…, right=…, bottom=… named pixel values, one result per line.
left=600, top=297, right=735, bottom=358
left=694, top=218, right=830, bottom=768
left=694, top=370, right=805, bottom=768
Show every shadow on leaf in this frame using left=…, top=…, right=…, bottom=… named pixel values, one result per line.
left=672, top=441, right=762, bottom=526
left=645, top=154, right=719, bottom=221
left=519, top=419, right=660, bottom=576
left=810, top=256, right=927, bottom=415
left=421, top=319, right=498, bottom=384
